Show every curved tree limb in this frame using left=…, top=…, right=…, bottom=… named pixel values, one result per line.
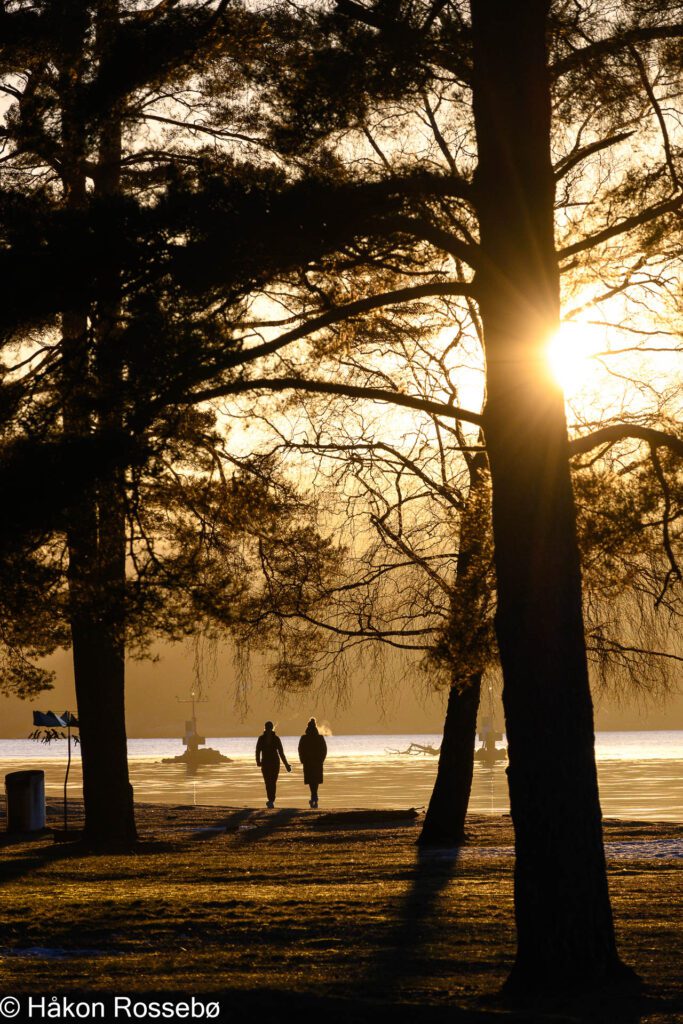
left=554, top=131, right=635, bottom=182
left=569, top=425, right=683, bottom=458
left=187, top=376, right=485, bottom=428
left=552, top=23, right=683, bottom=77
left=558, top=194, right=683, bottom=261
left=190, top=376, right=681, bottom=461
left=383, top=215, right=479, bottom=267
left=221, top=280, right=478, bottom=371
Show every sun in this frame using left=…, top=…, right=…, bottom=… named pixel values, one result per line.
left=547, top=320, right=606, bottom=395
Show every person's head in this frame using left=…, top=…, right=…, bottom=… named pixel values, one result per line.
left=264, top=721, right=274, bottom=733
left=306, top=717, right=318, bottom=735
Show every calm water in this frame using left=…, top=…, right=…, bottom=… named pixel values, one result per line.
left=1, top=731, right=681, bottom=821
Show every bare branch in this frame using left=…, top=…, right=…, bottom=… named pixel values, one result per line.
left=188, top=376, right=484, bottom=428
left=650, top=445, right=682, bottom=606
left=136, top=113, right=267, bottom=148
left=628, top=45, right=681, bottom=194
left=570, top=425, right=683, bottom=459
left=219, top=281, right=478, bottom=371
left=553, top=23, right=683, bottom=77
left=554, top=131, right=635, bottom=182
left=558, top=194, right=683, bottom=261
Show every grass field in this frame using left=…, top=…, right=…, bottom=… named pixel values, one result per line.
left=0, top=799, right=681, bottom=1022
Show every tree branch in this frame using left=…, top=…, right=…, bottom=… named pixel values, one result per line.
left=370, top=513, right=453, bottom=598
left=628, top=45, right=681, bottom=194
left=649, top=444, right=682, bottom=606
left=220, top=280, right=478, bottom=371
left=569, top=425, right=683, bottom=458
left=552, top=23, right=683, bottom=77
left=186, top=377, right=484, bottom=428
left=136, top=113, right=267, bottom=148
left=554, top=131, right=635, bottom=182
left=382, top=214, right=479, bottom=267
left=558, top=194, right=683, bottom=260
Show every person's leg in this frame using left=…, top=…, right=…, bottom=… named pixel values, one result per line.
left=263, top=768, right=275, bottom=806
left=310, top=784, right=319, bottom=807
left=266, top=765, right=280, bottom=806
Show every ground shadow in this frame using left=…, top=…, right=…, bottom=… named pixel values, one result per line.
left=0, top=836, right=106, bottom=886
left=496, top=983, right=664, bottom=1024
left=0, top=824, right=177, bottom=887
left=360, top=840, right=655, bottom=1022
left=312, top=809, right=420, bottom=830
left=189, top=808, right=253, bottom=841
left=233, top=808, right=300, bottom=844
left=362, top=844, right=461, bottom=1000
left=0, top=828, right=54, bottom=849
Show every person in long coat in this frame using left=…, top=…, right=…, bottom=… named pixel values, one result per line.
left=298, top=718, right=327, bottom=808
left=255, top=721, right=291, bottom=808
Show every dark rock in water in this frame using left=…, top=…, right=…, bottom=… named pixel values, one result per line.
left=161, top=747, right=231, bottom=765
left=474, top=746, right=507, bottom=763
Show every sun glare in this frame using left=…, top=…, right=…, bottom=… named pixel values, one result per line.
left=547, top=320, right=606, bottom=395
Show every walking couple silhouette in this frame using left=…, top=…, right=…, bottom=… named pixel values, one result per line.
left=255, top=718, right=327, bottom=808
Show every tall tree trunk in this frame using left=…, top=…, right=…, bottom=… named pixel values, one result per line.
left=419, top=450, right=490, bottom=846
left=470, top=0, right=628, bottom=990
left=418, top=673, right=481, bottom=846
left=60, top=0, right=136, bottom=850
left=89, top=0, right=136, bottom=849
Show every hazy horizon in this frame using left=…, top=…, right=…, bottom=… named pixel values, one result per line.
left=1, top=640, right=681, bottom=739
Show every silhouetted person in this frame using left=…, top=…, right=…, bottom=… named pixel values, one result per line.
left=256, top=721, right=291, bottom=808
left=298, top=718, right=327, bottom=808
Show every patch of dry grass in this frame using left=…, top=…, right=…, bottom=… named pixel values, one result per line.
left=0, top=801, right=681, bottom=1022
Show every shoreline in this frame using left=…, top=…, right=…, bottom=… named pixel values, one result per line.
left=4, top=795, right=683, bottom=836
left=2, top=752, right=682, bottom=821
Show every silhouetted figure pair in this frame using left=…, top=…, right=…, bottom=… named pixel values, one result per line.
left=255, top=721, right=291, bottom=808
left=298, top=717, right=327, bottom=808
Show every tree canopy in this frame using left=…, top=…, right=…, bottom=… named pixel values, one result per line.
left=1, top=0, right=682, bottom=990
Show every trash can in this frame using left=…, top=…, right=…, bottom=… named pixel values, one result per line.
left=5, top=770, right=46, bottom=833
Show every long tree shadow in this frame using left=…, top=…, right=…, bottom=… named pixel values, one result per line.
left=361, top=844, right=654, bottom=1023
left=362, top=844, right=462, bottom=1001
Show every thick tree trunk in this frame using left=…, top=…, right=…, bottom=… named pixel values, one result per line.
left=70, top=610, right=135, bottom=849
left=418, top=673, right=481, bottom=846
left=470, top=0, right=629, bottom=990
left=60, top=0, right=136, bottom=850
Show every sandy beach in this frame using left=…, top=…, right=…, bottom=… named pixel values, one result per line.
left=0, top=798, right=681, bottom=1023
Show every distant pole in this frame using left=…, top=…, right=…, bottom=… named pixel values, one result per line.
left=64, top=720, right=72, bottom=833
left=177, top=689, right=208, bottom=732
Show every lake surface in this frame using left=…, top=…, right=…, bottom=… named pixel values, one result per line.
left=1, top=731, right=681, bottom=821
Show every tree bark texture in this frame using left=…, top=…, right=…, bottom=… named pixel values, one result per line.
left=470, top=0, right=625, bottom=989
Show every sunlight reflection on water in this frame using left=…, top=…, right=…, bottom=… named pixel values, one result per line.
left=1, top=732, right=681, bottom=820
